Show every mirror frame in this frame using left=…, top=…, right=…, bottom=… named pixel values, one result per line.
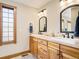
left=39, top=16, right=47, bottom=32
left=60, top=4, right=79, bottom=33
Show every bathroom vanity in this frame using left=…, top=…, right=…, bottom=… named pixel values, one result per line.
left=30, top=34, right=79, bottom=59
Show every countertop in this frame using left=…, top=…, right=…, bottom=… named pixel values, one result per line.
left=30, top=34, right=79, bottom=49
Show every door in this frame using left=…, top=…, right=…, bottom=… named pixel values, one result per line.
left=30, top=37, right=38, bottom=58
left=30, top=37, right=34, bottom=54
left=33, top=40, right=38, bottom=57
left=38, top=43, right=48, bottom=59
left=48, top=47, right=59, bottom=59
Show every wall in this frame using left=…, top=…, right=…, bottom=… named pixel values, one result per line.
left=0, top=0, right=79, bottom=57
left=36, top=0, right=60, bottom=34
left=0, top=0, right=38, bottom=57
left=34, top=0, right=79, bottom=35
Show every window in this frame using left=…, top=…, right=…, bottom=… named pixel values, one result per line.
left=0, top=3, right=16, bottom=45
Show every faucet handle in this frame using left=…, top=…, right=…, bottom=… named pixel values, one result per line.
left=71, top=35, right=74, bottom=39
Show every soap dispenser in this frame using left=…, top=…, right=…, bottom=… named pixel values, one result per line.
left=29, top=22, right=33, bottom=33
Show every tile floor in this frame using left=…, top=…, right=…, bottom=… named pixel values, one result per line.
left=11, top=53, right=36, bottom=59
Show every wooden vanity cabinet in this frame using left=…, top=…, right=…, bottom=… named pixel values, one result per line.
left=48, top=41, right=79, bottom=59
left=60, top=45, right=79, bottom=59
left=48, top=42, right=60, bottom=59
left=30, top=36, right=79, bottom=59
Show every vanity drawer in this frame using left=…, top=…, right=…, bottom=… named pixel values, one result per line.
left=38, top=43, right=48, bottom=51
left=38, top=48, right=48, bottom=59
left=38, top=39, right=47, bottom=46
left=48, top=42, right=59, bottom=50
left=32, top=37, right=38, bottom=41
left=60, top=45, right=79, bottom=58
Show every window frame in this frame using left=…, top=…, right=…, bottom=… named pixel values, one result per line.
left=0, top=3, right=17, bottom=45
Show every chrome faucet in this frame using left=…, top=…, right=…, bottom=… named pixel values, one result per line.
left=63, top=33, right=74, bottom=39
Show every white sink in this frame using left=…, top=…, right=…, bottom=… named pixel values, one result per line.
left=56, top=38, right=77, bottom=45
left=59, top=38, right=79, bottom=48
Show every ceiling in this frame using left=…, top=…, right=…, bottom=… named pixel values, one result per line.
left=13, top=0, right=52, bottom=9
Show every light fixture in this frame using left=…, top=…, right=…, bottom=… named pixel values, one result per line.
left=60, top=0, right=64, bottom=6
left=38, top=9, right=47, bottom=18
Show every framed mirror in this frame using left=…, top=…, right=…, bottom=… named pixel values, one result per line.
left=60, top=4, right=79, bottom=33
left=39, top=16, right=47, bottom=32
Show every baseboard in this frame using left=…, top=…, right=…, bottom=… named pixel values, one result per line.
left=0, top=50, right=30, bottom=59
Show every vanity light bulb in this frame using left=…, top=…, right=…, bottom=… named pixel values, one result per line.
left=40, top=12, right=43, bottom=17
left=38, top=13, right=42, bottom=18
left=60, top=0, right=65, bottom=6
left=44, top=10, right=47, bottom=16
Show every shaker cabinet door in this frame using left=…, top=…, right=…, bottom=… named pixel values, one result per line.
left=30, top=37, right=34, bottom=54
left=30, top=37, right=38, bottom=58
left=33, top=40, right=38, bottom=57
left=48, top=47, right=59, bottom=59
